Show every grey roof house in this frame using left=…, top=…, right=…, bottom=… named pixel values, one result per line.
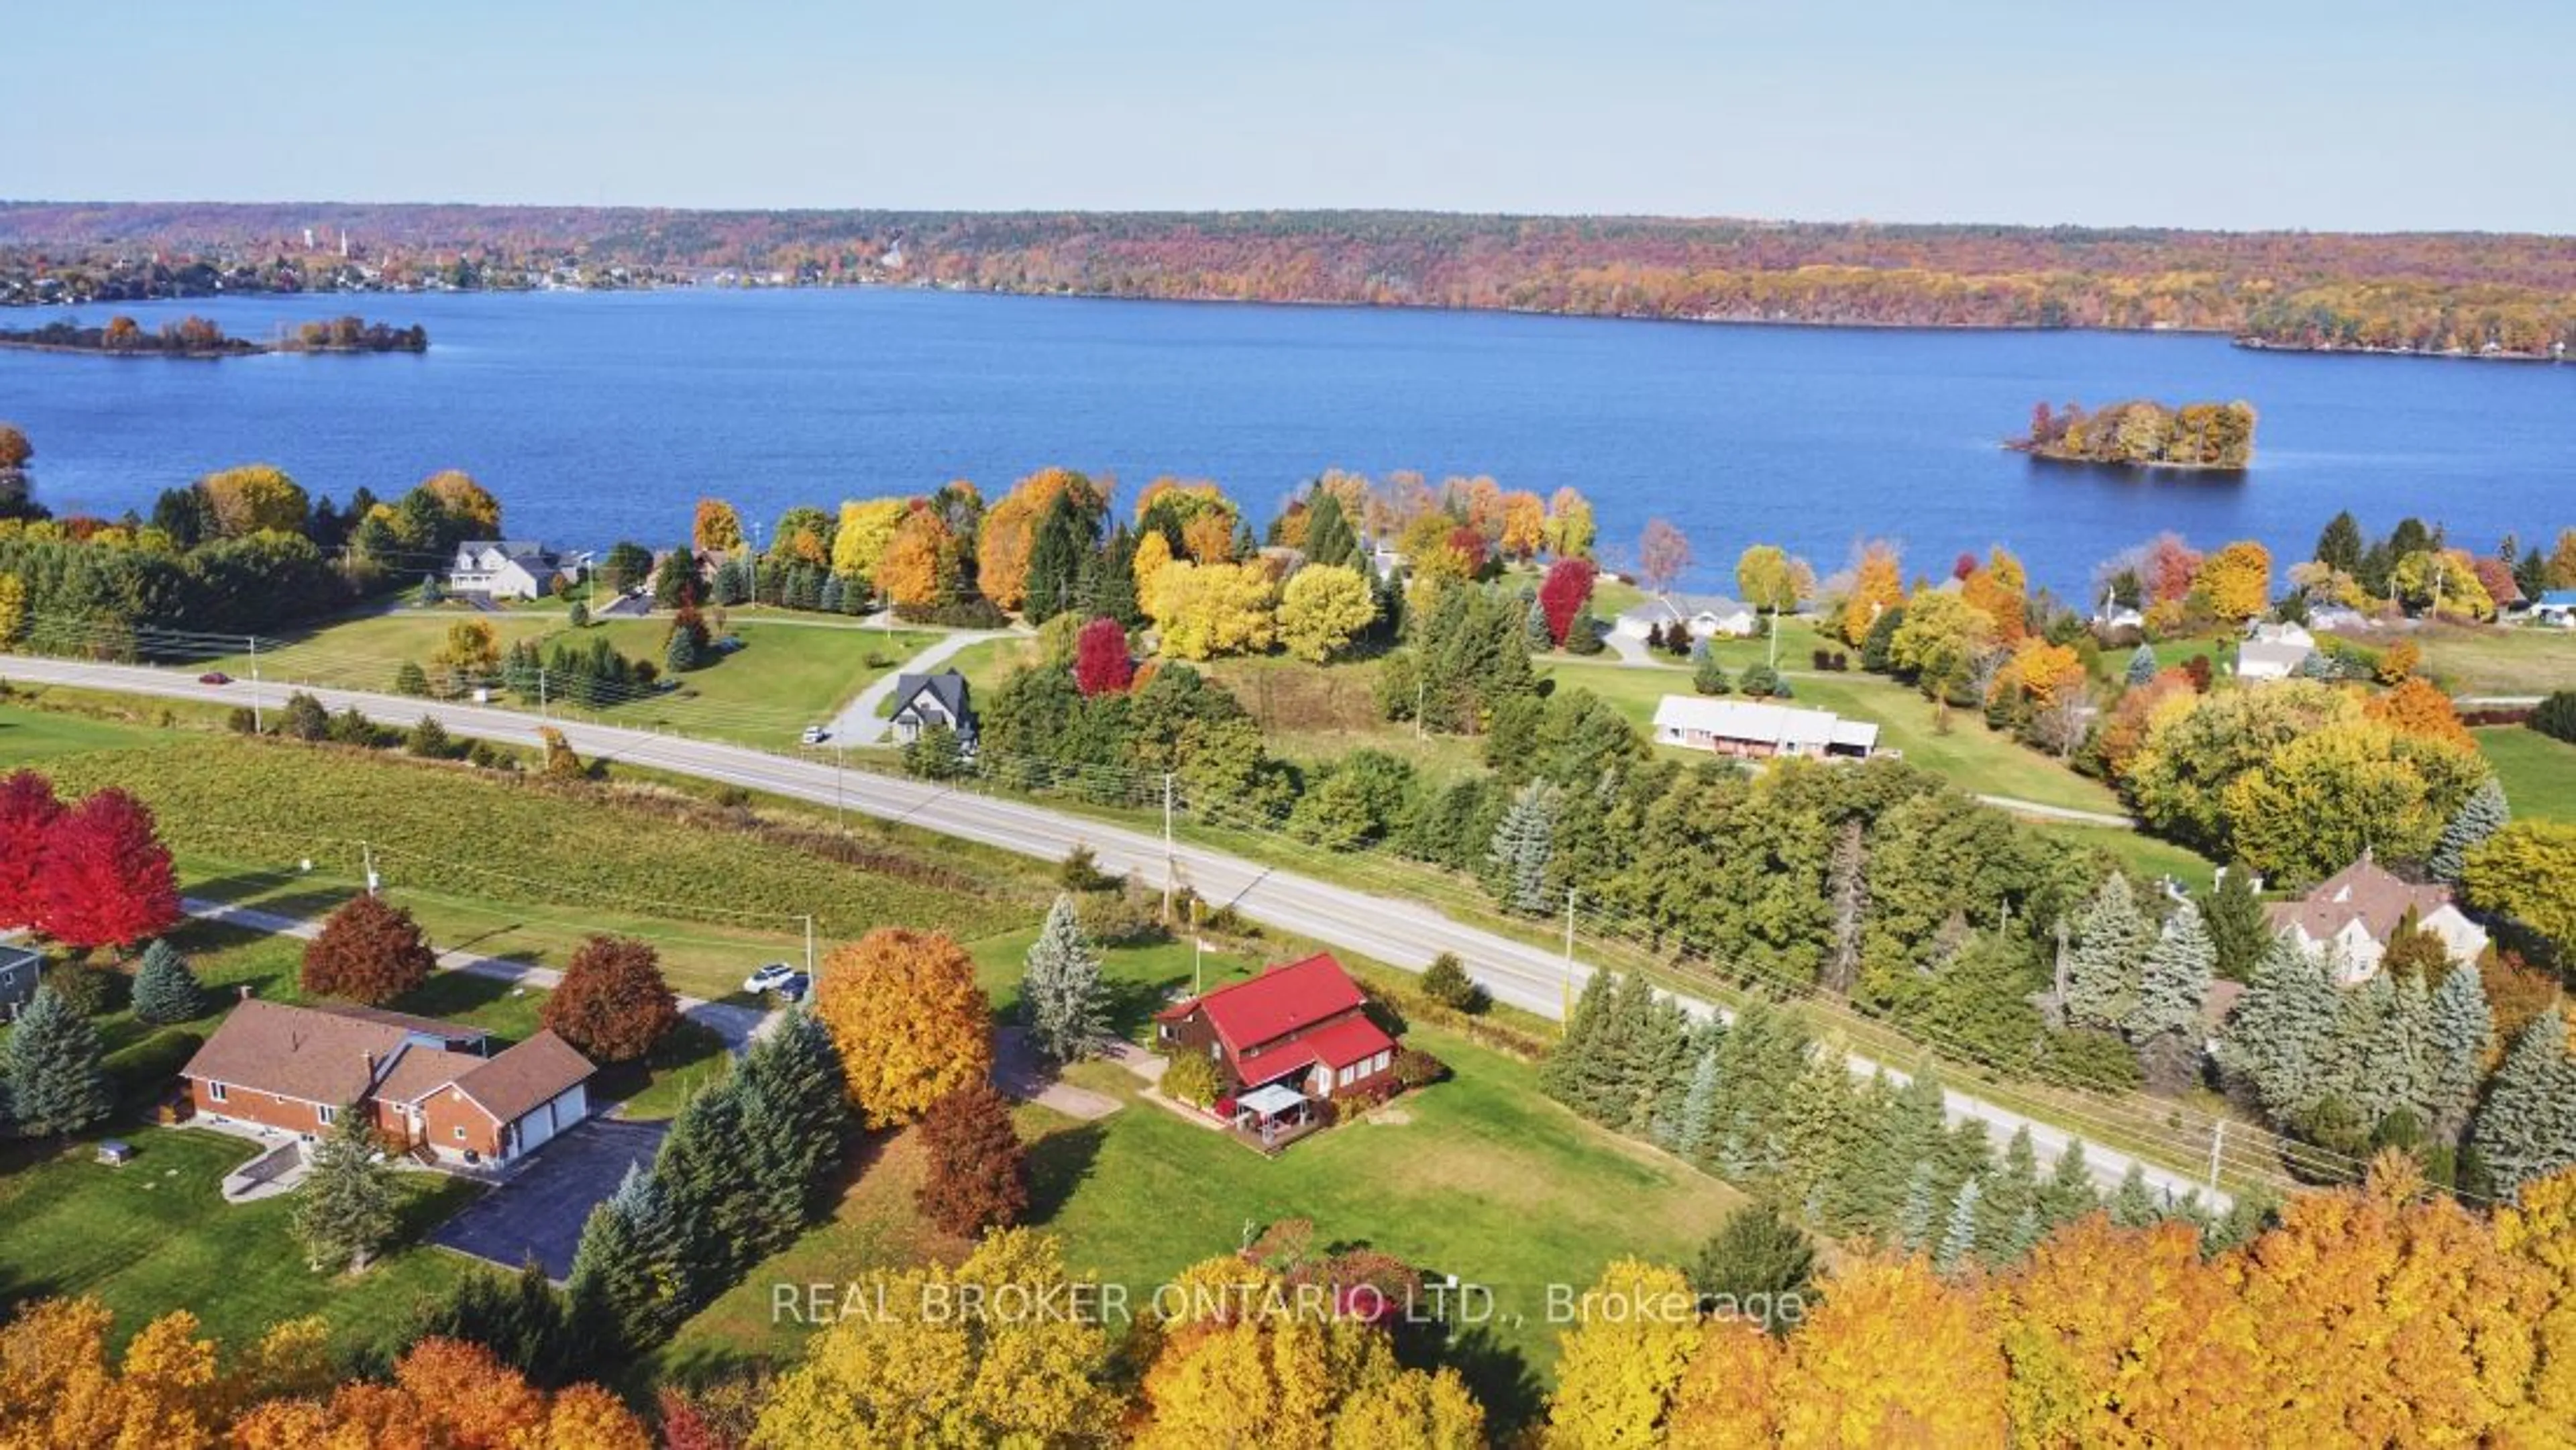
left=888, top=670, right=975, bottom=745
left=448, top=540, right=577, bottom=601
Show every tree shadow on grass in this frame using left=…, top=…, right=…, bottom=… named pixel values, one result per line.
left=1100, top=973, right=1187, bottom=1040
left=1023, top=1123, right=1108, bottom=1225
left=388, top=971, right=528, bottom=1031
left=1439, top=1323, right=1547, bottom=1437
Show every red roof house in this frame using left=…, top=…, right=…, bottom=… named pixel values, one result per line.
left=1155, top=952, right=1399, bottom=1102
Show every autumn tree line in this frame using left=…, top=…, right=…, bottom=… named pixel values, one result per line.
left=0, top=423, right=506, bottom=650
left=13, top=203, right=2576, bottom=355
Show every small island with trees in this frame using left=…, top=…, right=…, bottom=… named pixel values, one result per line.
left=2010, top=398, right=2257, bottom=471
left=0, top=313, right=427, bottom=359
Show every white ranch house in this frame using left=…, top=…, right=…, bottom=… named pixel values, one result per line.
left=1652, top=695, right=1880, bottom=761
left=447, top=540, right=578, bottom=601
left=1613, top=594, right=1760, bottom=641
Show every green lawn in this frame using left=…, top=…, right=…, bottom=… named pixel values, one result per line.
left=0, top=1127, right=480, bottom=1359
left=0, top=705, right=164, bottom=762
left=188, top=609, right=938, bottom=749
left=2477, top=726, right=2576, bottom=821
left=1545, top=659, right=2131, bottom=815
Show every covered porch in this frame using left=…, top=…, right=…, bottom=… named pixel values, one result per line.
left=1227, top=1081, right=1324, bottom=1155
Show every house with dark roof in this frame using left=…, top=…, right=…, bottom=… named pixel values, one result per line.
left=2267, top=852, right=2490, bottom=985
left=180, top=998, right=595, bottom=1169
left=888, top=670, right=976, bottom=745
left=1154, top=953, right=1400, bottom=1130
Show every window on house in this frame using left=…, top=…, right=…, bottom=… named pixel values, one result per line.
left=207, top=1082, right=228, bottom=1103
left=317, top=1104, right=337, bottom=1126
left=454, top=1127, right=468, bottom=1141
left=1373, top=1051, right=1390, bottom=1074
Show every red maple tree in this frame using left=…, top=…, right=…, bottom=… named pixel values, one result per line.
left=34, top=787, right=180, bottom=950
left=301, top=893, right=438, bottom=1004
left=0, top=769, right=66, bottom=931
left=914, top=1080, right=1029, bottom=1237
left=1538, top=558, right=1598, bottom=646
left=541, top=934, right=679, bottom=1062
left=1073, top=617, right=1135, bottom=696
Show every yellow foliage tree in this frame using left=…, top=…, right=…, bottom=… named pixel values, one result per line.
left=979, top=467, right=1102, bottom=611
left=1998, top=1216, right=2265, bottom=1445
left=753, top=1230, right=1120, bottom=1448
left=1960, top=545, right=2031, bottom=641
left=1840, top=540, right=1904, bottom=645
left=2495, top=1166, right=2576, bottom=1429
left=538, top=1383, right=655, bottom=1449
left=876, top=507, right=957, bottom=609
left=2198, top=539, right=2273, bottom=622
left=1664, top=1320, right=1782, bottom=1449
left=1546, top=1258, right=1702, bottom=1447
left=1734, top=544, right=1810, bottom=614
left=0, top=573, right=23, bottom=648
left=1330, top=1367, right=1486, bottom=1449
left=115, top=1309, right=223, bottom=1450
left=1995, top=636, right=2087, bottom=709
left=430, top=618, right=500, bottom=696
left=1133, top=529, right=1177, bottom=618
left=1499, top=490, right=1548, bottom=561
left=1546, top=486, right=1597, bottom=559
left=1181, top=511, right=1237, bottom=566
left=1774, top=1255, right=2010, bottom=1445
left=229, top=1316, right=335, bottom=1406
left=830, top=498, right=908, bottom=580
left=2233, top=1154, right=2546, bottom=1443
left=0, top=1296, right=121, bottom=1447
left=815, top=927, right=994, bottom=1127
left=198, top=464, right=310, bottom=537
left=692, top=497, right=744, bottom=555
left=1134, top=1260, right=1423, bottom=1450
left=419, top=469, right=502, bottom=535
left=1277, top=564, right=1376, bottom=662
left=1148, top=561, right=1278, bottom=661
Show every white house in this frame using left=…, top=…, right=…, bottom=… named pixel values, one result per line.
left=1651, top=695, right=1879, bottom=760
left=2235, top=638, right=2312, bottom=681
left=2532, top=590, right=2576, bottom=629
left=2266, top=853, right=2490, bottom=986
left=2247, top=620, right=2316, bottom=650
left=1614, top=594, right=1760, bottom=642
left=448, top=540, right=573, bottom=601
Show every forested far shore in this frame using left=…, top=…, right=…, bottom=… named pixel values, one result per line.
left=0, top=313, right=425, bottom=358
left=4, top=203, right=2576, bottom=358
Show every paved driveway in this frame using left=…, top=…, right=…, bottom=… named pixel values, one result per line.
left=430, top=1119, right=668, bottom=1281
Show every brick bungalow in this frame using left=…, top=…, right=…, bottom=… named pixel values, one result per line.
left=1154, top=952, right=1399, bottom=1111
left=180, top=998, right=595, bottom=1170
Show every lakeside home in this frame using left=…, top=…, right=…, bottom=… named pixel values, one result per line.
left=1652, top=694, right=1879, bottom=760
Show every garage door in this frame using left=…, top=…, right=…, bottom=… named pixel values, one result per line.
left=519, top=1099, right=558, bottom=1152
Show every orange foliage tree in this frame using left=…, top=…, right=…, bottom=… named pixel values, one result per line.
left=814, top=927, right=994, bottom=1127
left=2366, top=675, right=2473, bottom=748
left=692, top=497, right=743, bottom=554
left=876, top=505, right=958, bottom=609
left=1498, top=490, right=1547, bottom=561
left=2199, top=539, right=2273, bottom=622
left=1839, top=539, right=1904, bottom=645
left=979, top=467, right=1104, bottom=611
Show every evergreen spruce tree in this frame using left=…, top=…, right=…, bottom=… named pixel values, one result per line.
left=2130, top=900, right=2214, bottom=1094
left=2006, top=1204, right=2044, bottom=1261
left=2428, top=777, right=2510, bottom=883
left=2038, top=1141, right=2099, bottom=1227
left=292, top=1110, right=398, bottom=1273
left=2471, top=1006, right=2576, bottom=1199
left=1523, top=598, right=1554, bottom=652
left=1097, top=525, right=1142, bottom=627
left=568, top=1163, right=682, bottom=1352
left=2108, top=1164, right=2159, bottom=1228
left=1673, top=1047, right=1719, bottom=1161
left=2, top=986, right=111, bottom=1137
left=1692, top=648, right=1731, bottom=696
left=1486, top=777, right=1563, bottom=917
left=1896, top=1159, right=1939, bottom=1252
left=1778, top=1049, right=1869, bottom=1220
left=1021, top=894, right=1110, bottom=1064
left=2125, top=643, right=2159, bottom=686
left=2315, top=510, right=2365, bottom=574
left=653, top=1077, right=759, bottom=1309
left=818, top=573, right=846, bottom=615
left=1024, top=499, right=1085, bottom=624
left=2202, top=866, right=2270, bottom=984
left=2064, top=873, right=2151, bottom=1031
left=129, top=938, right=204, bottom=1025
left=2424, top=962, right=2493, bottom=1145
left=1538, top=970, right=1615, bottom=1109
left=1304, top=491, right=1358, bottom=572
left=2218, top=937, right=2341, bottom=1126
left=1936, top=1176, right=1984, bottom=1274
left=735, top=1006, right=853, bottom=1237
left=1978, top=1127, right=2043, bottom=1259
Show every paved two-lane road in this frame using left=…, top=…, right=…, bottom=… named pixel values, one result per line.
left=1, top=653, right=2224, bottom=1206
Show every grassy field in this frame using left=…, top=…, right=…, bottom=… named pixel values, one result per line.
left=0, top=706, right=166, bottom=762
left=0, top=1127, right=479, bottom=1360
left=1544, top=659, right=2131, bottom=815
left=187, top=609, right=938, bottom=749
left=2477, top=726, right=2576, bottom=821
left=2324, top=621, right=2576, bottom=696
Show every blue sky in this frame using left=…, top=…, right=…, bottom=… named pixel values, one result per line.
left=11, top=1, right=2570, bottom=231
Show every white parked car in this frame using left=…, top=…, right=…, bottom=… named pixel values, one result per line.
left=800, top=725, right=829, bottom=745
left=743, top=962, right=799, bottom=995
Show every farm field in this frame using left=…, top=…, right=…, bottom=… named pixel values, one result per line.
left=2324, top=621, right=2576, bottom=696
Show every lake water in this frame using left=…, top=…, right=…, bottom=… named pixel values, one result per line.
left=3, top=287, right=2569, bottom=597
